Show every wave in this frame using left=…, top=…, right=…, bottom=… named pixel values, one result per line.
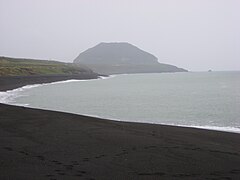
left=0, top=75, right=117, bottom=104
left=1, top=74, right=239, bottom=134
left=79, top=114, right=240, bottom=134
left=186, top=125, right=240, bottom=134
left=55, top=111, right=240, bottom=134
left=82, top=113, right=240, bottom=134
left=0, top=84, right=42, bottom=104
left=99, top=75, right=116, bottom=79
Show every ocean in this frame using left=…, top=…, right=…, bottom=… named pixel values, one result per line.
left=1, top=72, right=240, bottom=133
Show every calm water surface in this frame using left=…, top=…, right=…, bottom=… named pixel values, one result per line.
left=6, top=72, right=240, bottom=132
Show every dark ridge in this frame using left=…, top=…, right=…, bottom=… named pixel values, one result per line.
left=74, top=42, right=187, bottom=75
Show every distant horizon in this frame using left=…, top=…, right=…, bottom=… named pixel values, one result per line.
left=1, top=0, right=239, bottom=71
left=1, top=54, right=240, bottom=72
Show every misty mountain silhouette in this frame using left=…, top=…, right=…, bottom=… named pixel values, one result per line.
left=74, top=42, right=187, bottom=75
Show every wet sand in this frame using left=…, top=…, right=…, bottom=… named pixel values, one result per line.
left=0, top=75, right=240, bottom=179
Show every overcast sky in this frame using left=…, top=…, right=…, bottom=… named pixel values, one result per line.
left=0, top=0, right=239, bottom=71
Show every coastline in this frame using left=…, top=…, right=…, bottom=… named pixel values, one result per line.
left=2, top=72, right=239, bottom=134
left=0, top=73, right=99, bottom=91
left=0, top=75, right=240, bottom=179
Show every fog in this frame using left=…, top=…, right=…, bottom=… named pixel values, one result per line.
left=0, top=0, right=239, bottom=71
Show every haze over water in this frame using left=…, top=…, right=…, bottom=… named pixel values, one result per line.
left=7, top=72, right=240, bottom=133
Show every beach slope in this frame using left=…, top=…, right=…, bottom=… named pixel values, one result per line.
left=0, top=103, right=240, bottom=179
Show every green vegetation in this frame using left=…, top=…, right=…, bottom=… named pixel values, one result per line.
left=0, top=56, right=93, bottom=76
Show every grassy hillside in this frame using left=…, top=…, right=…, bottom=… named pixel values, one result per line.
left=0, top=56, right=94, bottom=76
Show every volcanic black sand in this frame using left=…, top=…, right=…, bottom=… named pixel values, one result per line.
left=0, top=74, right=99, bottom=91
left=0, top=75, right=240, bottom=179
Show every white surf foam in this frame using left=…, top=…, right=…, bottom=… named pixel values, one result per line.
left=0, top=84, right=42, bottom=104
left=187, top=125, right=240, bottom=133
left=0, top=80, right=82, bottom=104
left=74, top=114, right=240, bottom=134
left=55, top=111, right=240, bottom=134
left=157, top=123, right=240, bottom=134
left=0, top=75, right=117, bottom=104
left=1, top=74, right=239, bottom=134
left=99, top=75, right=116, bottom=80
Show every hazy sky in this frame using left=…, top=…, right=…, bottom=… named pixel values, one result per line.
left=0, top=0, right=239, bottom=71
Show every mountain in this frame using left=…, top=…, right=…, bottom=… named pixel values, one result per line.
left=73, top=42, right=187, bottom=75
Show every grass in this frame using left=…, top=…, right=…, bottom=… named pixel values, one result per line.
left=0, top=56, right=93, bottom=76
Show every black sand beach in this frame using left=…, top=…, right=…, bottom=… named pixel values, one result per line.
left=0, top=75, right=240, bottom=180
left=0, top=74, right=99, bottom=91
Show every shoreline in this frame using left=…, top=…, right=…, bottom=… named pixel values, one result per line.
left=0, top=74, right=240, bottom=179
left=1, top=73, right=239, bottom=134
left=0, top=73, right=99, bottom=91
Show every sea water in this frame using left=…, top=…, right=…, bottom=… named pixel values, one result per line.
left=1, top=72, right=240, bottom=133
